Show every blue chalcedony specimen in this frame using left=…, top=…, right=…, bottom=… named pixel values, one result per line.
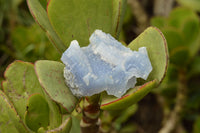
left=61, top=30, right=152, bottom=98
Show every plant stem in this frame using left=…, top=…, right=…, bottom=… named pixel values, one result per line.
left=80, top=94, right=101, bottom=133
left=159, top=69, right=187, bottom=133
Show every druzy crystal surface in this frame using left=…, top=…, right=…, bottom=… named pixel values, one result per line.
left=61, top=30, right=152, bottom=98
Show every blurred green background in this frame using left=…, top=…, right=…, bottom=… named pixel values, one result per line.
left=1, top=0, right=200, bottom=133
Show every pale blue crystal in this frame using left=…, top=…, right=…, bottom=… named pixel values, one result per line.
left=61, top=30, right=152, bottom=98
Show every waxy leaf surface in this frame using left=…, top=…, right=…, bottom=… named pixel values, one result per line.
left=47, top=0, right=127, bottom=47
left=0, top=90, right=28, bottom=133
left=27, top=0, right=66, bottom=53
left=35, top=60, right=78, bottom=113
left=2, top=61, right=61, bottom=130
left=25, top=94, right=50, bottom=132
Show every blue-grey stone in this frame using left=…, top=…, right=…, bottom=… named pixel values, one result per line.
left=61, top=30, right=152, bottom=98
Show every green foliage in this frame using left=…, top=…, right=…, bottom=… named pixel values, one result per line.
left=2, top=61, right=45, bottom=120
left=151, top=7, right=200, bottom=67
left=1, top=61, right=63, bottom=132
left=0, top=90, right=28, bottom=133
left=35, top=60, right=78, bottom=113
left=25, top=94, right=50, bottom=131
left=11, top=24, right=60, bottom=61
left=69, top=116, right=81, bottom=133
left=151, top=7, right=200, bottom=133
left=27, top=0, right=127, bottom=52
left=177, top=0, right=200, bottom=12
left=27, top=0, right=66, bottom=53
left=0, top=0, right=170, bottom=132
left=47, top=0, right=126, bottom=47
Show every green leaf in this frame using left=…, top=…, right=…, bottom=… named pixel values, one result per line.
left=0, top=90, right=29, bottom=133
left=168, top=8, right=197, bottom=28
left=2, top=61, right=62, bottom=130
left=27, top=0, right=66, bottom=53
left=101, top=80, right=156, bottom=110
left=25, top=94, right=50, bottom=132
left=182, top=18, right=200, bottom=43
left=11, top=24, right=60, bottom=61
left=128, top=27, right=169, bottom=84
left=177, top=0, right=200, bottom=12
left=182, top=18, right=200, bottom=57
left=35, top=60, right=78, bottom=113
left=2, top=61, right=45, bottom=121
left=47, top=0, right=127, bottom=47
left=151, top=8, right=200, bottom=64
left=161, top=28, right=185, bottom=51
left=69, top=116, right=81, bottom=133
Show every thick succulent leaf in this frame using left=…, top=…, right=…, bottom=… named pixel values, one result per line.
left=25, top=94, right=50, bottom=132
left=177, top=0, right=200, bottom=12
left=69, top=116, right=81, bottom=133
left=112, top=0, right=127, bottom=38
left=35, top=60, right=78, bottom=113
left=182, top=19, right=200, bottom=57
left=2, top=61, right=44, bottom=121
left=45, top=95, right=62, bottom=129
left=128, top=27, right=168, bottom=84
left=101, top=80, right=156, bottom=110
left=0, top=90, right=29, bottom=133
left=46, top=117, right=72, bottom=133
left=2, top=61, right=61, bottom=129
left=151, top=8, right=200, bottom=63
left=182, top=18, right=200, bottom=43
left=162, top=28, right=185, bottom=51
left=168, top=8, right=197, bottom=28
left=47, top=0, right=127, bottom=47
left=27, top=0, right=66, bottom=53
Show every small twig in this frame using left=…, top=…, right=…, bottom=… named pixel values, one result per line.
left=159, top=69, right=187, bottom=133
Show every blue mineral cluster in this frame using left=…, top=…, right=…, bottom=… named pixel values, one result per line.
left=61, top=30, right=152, bottom=98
